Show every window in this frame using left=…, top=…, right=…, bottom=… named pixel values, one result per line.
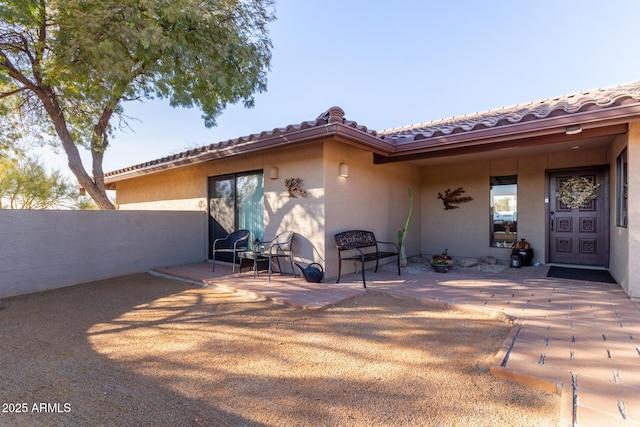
left=208, top=171, right=264, bottom=259
left=490, top=175, right=517, bottom=248
left=616, top=149, right=628, bottom=227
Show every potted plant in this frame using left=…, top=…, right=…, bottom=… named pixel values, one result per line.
left=431, top=249, right=452, bottom=262
left=430, top=249, right=453, bottom=273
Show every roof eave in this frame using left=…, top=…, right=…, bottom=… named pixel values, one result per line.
left=375, top=103, right=640, bottom=162
left=105, top=122, right=392, bottom=185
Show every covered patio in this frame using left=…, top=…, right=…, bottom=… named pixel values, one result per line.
left=154, top=262, right=640, bottom=426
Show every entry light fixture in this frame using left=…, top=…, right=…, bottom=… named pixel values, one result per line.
left=339, top=163, right=349, bottom=177
left=565, top=125, right=582, bottom=135
left=269, top=166, right=279, bottom=179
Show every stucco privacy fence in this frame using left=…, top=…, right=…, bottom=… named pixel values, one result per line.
left=0, top=210, right=207, bottom=298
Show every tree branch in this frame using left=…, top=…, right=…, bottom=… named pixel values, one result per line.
left=0, top=86, right=28, bottom=99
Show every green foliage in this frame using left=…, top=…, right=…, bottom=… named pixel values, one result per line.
left=50, top=0, right=274, bottom=128
left=0, top=156, right=81, bottom=209
left=75, top=196, right=100, bottom=210
left=0, top=0, right=275, bottom=208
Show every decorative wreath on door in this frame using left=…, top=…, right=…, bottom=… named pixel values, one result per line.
left=556, top=177, right=600, bottom=209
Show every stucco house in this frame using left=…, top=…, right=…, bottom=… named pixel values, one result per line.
left=105, top=81, right=640, bottom=298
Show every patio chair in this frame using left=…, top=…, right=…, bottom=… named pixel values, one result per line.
left=212, top=229, right=250, bottom=272
left=266, top=231, right=296, bottom=282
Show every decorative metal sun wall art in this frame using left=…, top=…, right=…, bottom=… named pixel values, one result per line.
left=437, top=187, right=473, bottom=210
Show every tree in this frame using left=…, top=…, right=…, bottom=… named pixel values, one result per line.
left=0, top=0, right=274, bottom=209
left=0, top=155, right=80, bottom=209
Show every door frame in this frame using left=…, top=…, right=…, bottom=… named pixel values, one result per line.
left=545, top=165, right=610, bottom=267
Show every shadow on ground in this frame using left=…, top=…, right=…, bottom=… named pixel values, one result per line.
left=0, top=274, right=559, bottom=426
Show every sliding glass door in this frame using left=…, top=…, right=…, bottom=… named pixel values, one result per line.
left=208, top=171, right=264, bottom=260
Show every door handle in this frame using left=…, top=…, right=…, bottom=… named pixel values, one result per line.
left=550, top=211, right=555, bottom=232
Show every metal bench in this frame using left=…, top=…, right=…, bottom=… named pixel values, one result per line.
left=334, top=230, right=400, bottom=288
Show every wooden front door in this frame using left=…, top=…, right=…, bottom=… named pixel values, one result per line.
left=548, top=167, right=609, bottom=266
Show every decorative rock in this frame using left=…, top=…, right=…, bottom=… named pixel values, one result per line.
left=481, top=256, right=497, bottom=265
left=458, top=258, right=479, bottom=268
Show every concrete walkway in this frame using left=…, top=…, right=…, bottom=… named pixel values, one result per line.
left=153, top=262, right=640, bottom=427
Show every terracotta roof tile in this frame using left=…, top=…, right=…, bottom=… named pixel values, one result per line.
left=104, top=106, right=377, bottom=179
left=379, top=81, right=640, bottom=142
left=105, top=82, right=640, bottom=180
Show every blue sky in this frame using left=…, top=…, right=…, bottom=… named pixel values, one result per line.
left=40, top=0, right=640, bottom=177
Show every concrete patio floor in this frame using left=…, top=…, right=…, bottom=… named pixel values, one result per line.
left=153, top=262, right=640, bottom=427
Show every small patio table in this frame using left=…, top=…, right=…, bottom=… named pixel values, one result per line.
left=238, top=251, right=269, bottom=278
left=238, top=249, right=294, bottom=282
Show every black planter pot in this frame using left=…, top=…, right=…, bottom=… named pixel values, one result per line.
left=431, top=259, right=453, bottom=273
left=432, top=264, right=449, bottom=273
left=513, top=248, right=534, bottom=267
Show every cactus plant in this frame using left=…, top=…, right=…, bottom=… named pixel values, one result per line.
left=398, top=187, right=413, bottom=267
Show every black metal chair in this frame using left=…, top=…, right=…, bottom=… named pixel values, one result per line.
left=266, top=231, right=295, bottom=282
left=212, top=229, right=250, bottom=272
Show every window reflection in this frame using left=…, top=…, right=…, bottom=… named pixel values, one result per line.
left=490, top=175, right=517, bottom=248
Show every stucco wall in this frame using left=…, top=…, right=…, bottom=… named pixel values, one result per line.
left=422, top=161, right=490, bottom=259
left=421, top=147, right=609, bottom=264
left=262, top=143, right=325, bottom=272
left=116, top=165, right=207, bottom=210
left=608, top=133, right=629, bottom=293
left=323, top=141, right=422, bottom=280
left=115, top=140, right=421, bottom=280
left=628, top=124, right=640, bottom=298
left=0, top=210, right=206, bottom=298
left=115, top=143, right=327, bottom=275
left=615, top=123, right=640, bottom=298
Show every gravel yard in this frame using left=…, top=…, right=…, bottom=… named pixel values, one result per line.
left=0, top=274, right=559, bottom=426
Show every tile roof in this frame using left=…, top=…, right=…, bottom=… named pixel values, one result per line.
left=379, top=81, right=640, bottom=142
left=105, top=81, right=640, bottom=181
left=104, top=106, right=378, bottom=180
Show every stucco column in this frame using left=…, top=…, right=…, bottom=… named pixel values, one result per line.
left=627, top=122, right=640, bottom=298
